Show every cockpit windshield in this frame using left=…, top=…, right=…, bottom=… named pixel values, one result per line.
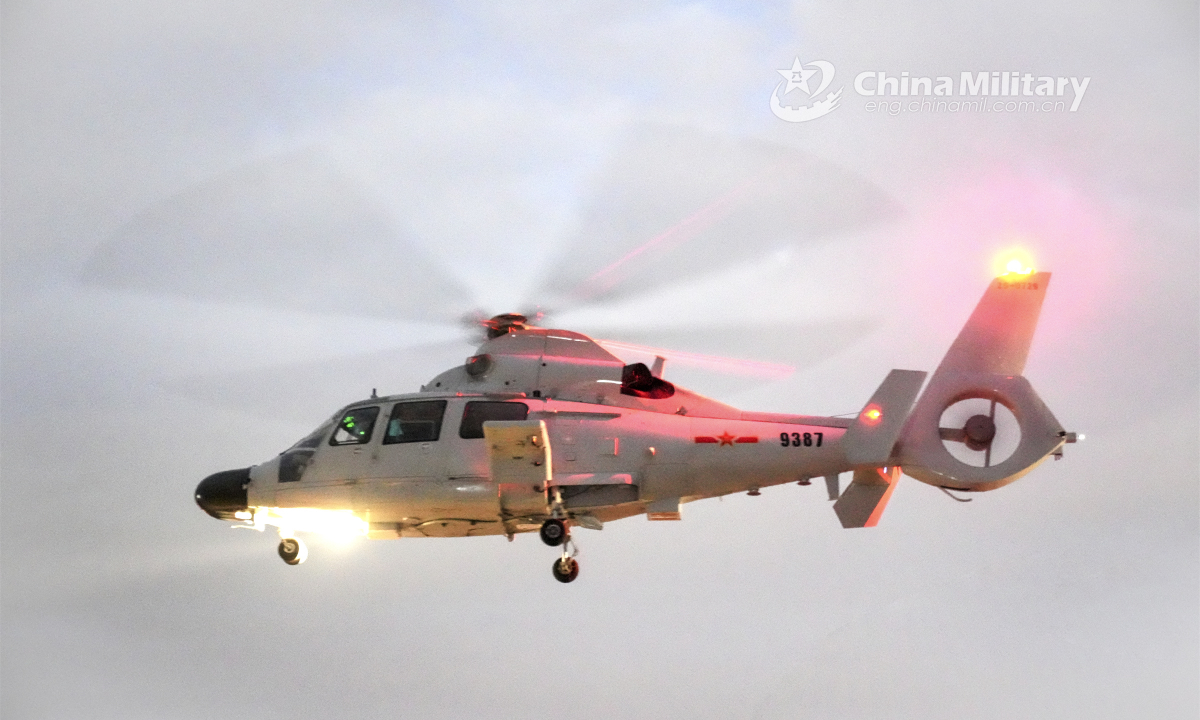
left=290, top=421, right=332, bottom=450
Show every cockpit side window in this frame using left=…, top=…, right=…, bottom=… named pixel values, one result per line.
left=330, top=406, right=380, bottom=445
left=280, top=421, right=333, bottom=483
left=459, top=401, right=529, bottom=439
left=383, top=400, right=447, bottom=444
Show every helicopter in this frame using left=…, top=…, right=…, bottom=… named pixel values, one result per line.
left=195, top=263, right=1080, bottom=583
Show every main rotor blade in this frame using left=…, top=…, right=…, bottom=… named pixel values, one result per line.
left=165, top=319, right=875, bottom=424
left=81, top=153, right=475, bottom=322
left=590, top=318, right=878, bottom=372
left=535, top=125, right=897, bottom=306
left=593, top=339, right=795, bottom=380
left=161, top=341, right=466, bottom=426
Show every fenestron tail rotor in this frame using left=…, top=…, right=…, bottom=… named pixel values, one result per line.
left=937, top=396, right=1021, bottom=468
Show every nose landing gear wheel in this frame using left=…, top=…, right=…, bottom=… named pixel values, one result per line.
left=539, top=518, right=567, bottom=546
left=278, top=537, right=307, bottom=565
left=552, top=556, right=579, bottom=583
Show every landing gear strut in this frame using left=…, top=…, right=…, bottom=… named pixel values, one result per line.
left=278, top=536, right=307, bottom=565
left=545, top=488, right=579, bottom=582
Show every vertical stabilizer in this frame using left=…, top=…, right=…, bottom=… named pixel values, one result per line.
left=938, top=272, right=1050, bottom=376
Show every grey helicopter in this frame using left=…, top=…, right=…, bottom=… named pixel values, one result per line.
left=195, top=262, right=1081, bottom=583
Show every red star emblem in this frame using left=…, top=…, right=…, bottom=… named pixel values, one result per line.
left=716, top=431, right=736, bottom=446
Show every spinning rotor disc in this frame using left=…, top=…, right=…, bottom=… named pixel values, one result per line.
left=938, top=397, right=1020, bottom=468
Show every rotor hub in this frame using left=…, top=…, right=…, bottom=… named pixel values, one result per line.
left=963, top=414, right=997, bottom=451
left=483, top=313, right=529, bottom=338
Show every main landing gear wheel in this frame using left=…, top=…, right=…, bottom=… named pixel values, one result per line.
left=552, top=556, right=579, bottom=583
left=278, top=537, right=308, bottom=565
left=539, top=518, right=567, bottom=547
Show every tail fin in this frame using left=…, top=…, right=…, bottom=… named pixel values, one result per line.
left=939, top=271, right=1051, bottom=375
left=898, top=271, right=1067, bottom=492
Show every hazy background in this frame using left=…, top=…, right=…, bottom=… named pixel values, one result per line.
left=3, top=2, right=1197, bottom=718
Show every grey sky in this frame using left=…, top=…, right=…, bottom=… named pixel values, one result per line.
left=2, top=1, right=1197, bottom=718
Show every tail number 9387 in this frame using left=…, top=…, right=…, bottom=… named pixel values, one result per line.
left=780, top=431, right=823, bottom=448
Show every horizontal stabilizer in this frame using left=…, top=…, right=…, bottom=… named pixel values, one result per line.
left=833, top=466, right=900, bottom=528
left=842, top=369, right=927, bottom=468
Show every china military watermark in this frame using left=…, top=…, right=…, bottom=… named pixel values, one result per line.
left=771, top=58, right=1092, bottom=122
left=770, top=58, right=842, bottom=122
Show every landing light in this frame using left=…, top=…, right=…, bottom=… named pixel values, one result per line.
left=243, top=507, right=369, bottom=539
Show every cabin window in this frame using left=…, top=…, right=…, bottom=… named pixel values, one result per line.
left=329, top=406, right=380, bottom=445
left=458, top=401, right=529, bottom=439
left=383, top=400, right=447, bottom=444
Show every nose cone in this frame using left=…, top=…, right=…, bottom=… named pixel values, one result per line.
left=195, top=467, right=251, bottom=520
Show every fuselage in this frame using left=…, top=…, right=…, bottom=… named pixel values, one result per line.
left=240, top=392, right=852, bottom=538
left=195, top=326, right=866, bottom=538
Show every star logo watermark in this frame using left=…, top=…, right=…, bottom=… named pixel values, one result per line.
left=770, top=57, right=842, bottom=123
